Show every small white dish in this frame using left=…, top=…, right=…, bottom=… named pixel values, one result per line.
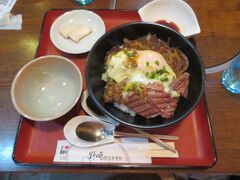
left=11, top=55, right=83, bottom=121
left=64, top=116, right=115, bottom=148
left=138, top=0, right=200, bottom=37
left=50, top=10, right=105, bottom=54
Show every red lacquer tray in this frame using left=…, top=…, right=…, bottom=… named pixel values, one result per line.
left=13, top=9, right=216, bottom=168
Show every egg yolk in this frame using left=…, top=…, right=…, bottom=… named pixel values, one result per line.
left=136, top=50, right=166, bottom=72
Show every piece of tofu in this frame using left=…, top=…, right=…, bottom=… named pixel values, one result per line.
left=59, top=24, right=78, bottom=39
left=68, top=26, right=92, bottom=42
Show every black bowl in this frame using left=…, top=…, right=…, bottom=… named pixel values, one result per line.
left=86, top=22, right=205, bottom=129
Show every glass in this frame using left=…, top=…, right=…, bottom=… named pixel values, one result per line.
left=75, top=0, right=93, bottom=5
left=221, top=53, right=240, bottom=94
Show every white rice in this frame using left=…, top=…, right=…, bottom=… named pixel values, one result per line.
left=113, top=102, right=136, bottom=116
left=101, top=72, right=108, bottom=81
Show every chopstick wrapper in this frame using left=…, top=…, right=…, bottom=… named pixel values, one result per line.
left=54, top=138, right=151, bottom=163
left=54, top=138, right=178, bottom=164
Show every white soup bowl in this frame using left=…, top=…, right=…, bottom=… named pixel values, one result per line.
left=11, top=55, right=83, bottom=121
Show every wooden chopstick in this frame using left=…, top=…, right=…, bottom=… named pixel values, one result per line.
left=142, top=142, right=179, bottom=158
left=133, top=128, right=177, bottom=153
left=114, top=131, right=179, bottom=140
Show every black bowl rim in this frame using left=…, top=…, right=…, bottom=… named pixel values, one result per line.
left=86, top=21, right=205, bottom=129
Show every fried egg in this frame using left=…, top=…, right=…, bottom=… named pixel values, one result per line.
left=106, top=49, right=176, bottom=86
left=136, top=50, right=175, bottom=75
left=130, top=50, right=176, bottom=86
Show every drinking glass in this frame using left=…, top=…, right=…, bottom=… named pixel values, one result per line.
left=75, top=0, right=93, bottom=5
left=221, top=53, right=240, bottom=94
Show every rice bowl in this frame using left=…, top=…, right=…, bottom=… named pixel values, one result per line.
left=86, top=22, right=204, bottom=129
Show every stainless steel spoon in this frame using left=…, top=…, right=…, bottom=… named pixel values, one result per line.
left=76, top=121, right=111, bottom=142
left=76, top=121, right=177, bottom=152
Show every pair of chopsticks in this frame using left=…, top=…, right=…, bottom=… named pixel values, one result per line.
left=134, top=128, right=177, bottom=153
left=114, top=131, right=179, bottom=140
left=114, top=129, right=178, bottom=153
left=142, top=142, right=179, bottom=158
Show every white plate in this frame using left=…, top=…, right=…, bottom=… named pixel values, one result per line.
left=63, top=116, right=115, bottom=148
left=138, top=0, right=200, bottom=37
left=50, top=10, right=105, bottom=54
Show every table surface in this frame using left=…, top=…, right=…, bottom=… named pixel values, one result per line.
left=0, top=0, right=239, bottom=174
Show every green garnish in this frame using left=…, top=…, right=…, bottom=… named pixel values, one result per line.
left=146, top=61, right=150, bottom=67
left=145, top=67, right=169, bottom=82
left=124, top=82, right=137, bottom=92
left=124, top=82, right=144, bottom=95
left=160, top=75, right=169, bottom=82
left=155, top=60, right=160, bottom=66
left=123, top=49, right=136, bottom=58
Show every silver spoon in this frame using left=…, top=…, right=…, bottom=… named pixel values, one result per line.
left=76, top=121, right=112, bottom=142
left=76, top=121, right=177, bottom=152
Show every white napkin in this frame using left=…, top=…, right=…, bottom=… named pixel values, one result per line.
left=0, top=0, right=22, bottom=30
left=54, top=138, right=152, bottom=164
left=0, top=12, right=22, bottom=30
left=0, top=0, right=17, bottom=12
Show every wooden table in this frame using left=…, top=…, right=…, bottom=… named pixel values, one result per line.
left=0, top=0, right=239, bottom=174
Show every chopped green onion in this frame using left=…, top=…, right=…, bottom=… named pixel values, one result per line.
left=155, top=60, right=160, bottom=66
left=123, top=49, right=136, bottom=58
left=146, top=61, right=150, bottom=67
left=145, top=67, right=169, bottom=82
left=123, top=82, right=144, bottom=95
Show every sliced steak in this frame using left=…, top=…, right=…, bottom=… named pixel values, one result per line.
left=170, top=72, right=190, bottom=98
left=146, top=83, right=179, bottom=119
left=123, top=94, right=160, bottom=119
left=123, top=83, right=179, bottom=119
